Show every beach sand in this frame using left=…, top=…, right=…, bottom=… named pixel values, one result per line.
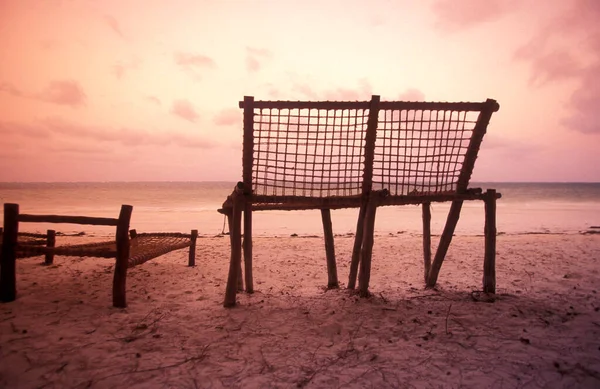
left=1, top=233, right=599, bottom=388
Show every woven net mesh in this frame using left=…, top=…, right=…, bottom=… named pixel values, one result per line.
left=374, top=109, right=479, bottom=196
left=252, top=107, right=370, bottom=198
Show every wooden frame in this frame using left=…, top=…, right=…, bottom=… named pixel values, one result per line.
left=219, top=95, right=501, bottom=307
left=1, top=204, right=198, bottom=308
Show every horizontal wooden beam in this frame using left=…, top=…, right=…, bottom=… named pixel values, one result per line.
left=239, top=100, right=371, bottom=110
left=239, top=98, right=499, bottom=113
left=18, top=214, right=119, bottom=226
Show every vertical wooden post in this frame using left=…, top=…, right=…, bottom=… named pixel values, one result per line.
left=358, top=194, right=379, bottom=297
left=351, top=95, right=381, bottom=291
left=224, top=192, right=244, bottom=307
left=129, top=229, right=137, bottom=239
left=188, top=229, right=198, bottom=267
left=422, top=202, right=432, bottom=283
left=483, top=190, right=497, bottom=293
left=44, top=229, right=56, bottom=265
left=348, top=202, right=367, bottom=290
left=243, top=202, right=253, bottom=293
left=426, top=200, right=463, bottom=288
left=321, top=208, right=339, bottom=288
left=1, top=203, right=19, bottom=302
left=112, top=204, right=133, bottom=308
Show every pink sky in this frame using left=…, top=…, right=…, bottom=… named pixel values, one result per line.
left=1, top=0, right=598, bottom=182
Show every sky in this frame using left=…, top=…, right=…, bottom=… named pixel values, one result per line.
left=0, top=0, right=598, bottom=183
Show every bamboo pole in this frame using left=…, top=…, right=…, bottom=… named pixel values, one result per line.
left=358, top=193, right=380, bottom=297
left=422, top=202, right=432, bottom=283
left=483, top=190, right=497, bottom=293
left=348, top=201, right=367, bottom=289
left=112, top=205, right=133, bottom=308
left=321, top=208, right=339, bottom=288
left=44, top=229, right=56, bottom=265
left=426, top=200, right=463, bottom=288
left=188, top=229, right=198, bottom=267
left=243, top=202, right=254, bottom=293
left=1, top=203, right=19, bottom=302
left=224, top=192, right=244, bottom=307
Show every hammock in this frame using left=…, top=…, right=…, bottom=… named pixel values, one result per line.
left=7, top=231, right=196, bottom=268
left=1, top=204, right=198, bottom=308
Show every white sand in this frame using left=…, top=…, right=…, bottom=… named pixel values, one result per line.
left=1, top=233, right=600, bottom=388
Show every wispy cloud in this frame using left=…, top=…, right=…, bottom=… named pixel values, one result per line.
left=515, top=0, right=600, bottom=134
left=0, top=82, right=23, bottom=97
left=432, top=0, right=519, bottom=32
left=103, top=15, right=125, bottom=39
left=37, top=80, right=86, bottom=108
left=246, top=47, right=272, bottom=73
left=171, top=99, right=199, bottom=123
left=324, top=79, right=372, bottom=101
left=112, top=58, right=140, bottom=80
left=1, top=80, right=86, bottom=108
left=0, top=117, right=218, bottom=149
left=214, top=108, right=240, bottom=126
left=398, top=88, right=425, bottom=101
left=146, top=95, right=161, bottom=106
left=175, top=52, right=216, bottom=69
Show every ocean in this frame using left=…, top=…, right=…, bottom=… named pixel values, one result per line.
left=0, top=182, right=599, bottom=237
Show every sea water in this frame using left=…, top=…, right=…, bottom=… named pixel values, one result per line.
left=0, top=182, right=598, bottom=237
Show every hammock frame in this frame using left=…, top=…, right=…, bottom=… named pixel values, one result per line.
left=0, top=204, right=198, bottom=308
left=220, top=95, right=501, bottom=307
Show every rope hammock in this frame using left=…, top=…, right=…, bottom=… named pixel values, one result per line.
left=1, top=204, right=198, bottom=308
left=5, top=231, right=195, bottom=268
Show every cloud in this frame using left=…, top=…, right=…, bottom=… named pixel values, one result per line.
left=175, top=52, right=216, bottom=72
left=432, top=0, right=519, bottom=32
left=112, top=58, right=140, bottom=80
left=103, top=15, right=125, bottom=39
left=246, top=47, right=272, bottom=73
left=292, top=83, right=319, bottom=99
left=37, top=80, right=86, bottom=107
left=515, top=0, right=600, bottom=134
left=171, top=99, right=199, bottom=123
left=0, top=82, right=23, bottom=97
left=35, top=117, right=217, bottom=149
left=0, top=120, right=50, bottom=138
left=146, top=95, right=161, bottom=106
left=214, top=108, right=240, bottom=126
left=324, top=79, right=373, bottom=100
left=398, top=88, right=425, bottom=101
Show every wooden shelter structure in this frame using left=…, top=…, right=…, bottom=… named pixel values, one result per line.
left=0, top=203, right=198, bottom=308
left=219, top=95, right=501, bottom=307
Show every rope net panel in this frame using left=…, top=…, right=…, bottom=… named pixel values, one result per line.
left=374, top=108, right=480, bottom=196
left=12, top=233, right=192, bottom=267
left=252, top=106, right=370, bottom=199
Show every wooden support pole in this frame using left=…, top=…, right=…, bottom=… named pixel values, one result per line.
left=188, top=229, right=198, bottom=267
left=483, top=189, right=497, bottom=293
left=422, top=202, right=432, bottom=283
left=129, top=229, right=137, bottom=239
left=321, top=208, right=339, bottom=288
left=426, top=200, right=463, bottom=288
left=243, top=202, right=254, bottom=293
left=358, top=194, right=379, bottom=297
left=44, top=229, right=56, bottom=265
left=348, top=201, right=368, bottom=290
left=224, top=193, right=244, bottom=307
left=112, top=205, right=133, bottom=308
left=1, top=203, right=19, bottom=302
